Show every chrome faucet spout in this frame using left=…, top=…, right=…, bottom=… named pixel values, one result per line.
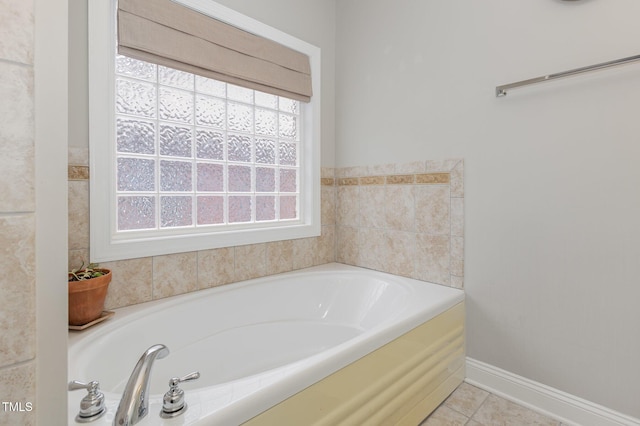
left=114, top=344, right=170, bottom=426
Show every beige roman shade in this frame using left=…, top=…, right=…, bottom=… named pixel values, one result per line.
left=118, top=0, right=313, bottom=102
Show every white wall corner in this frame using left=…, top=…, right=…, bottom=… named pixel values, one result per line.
left=465, top=358, right=640, bottom=426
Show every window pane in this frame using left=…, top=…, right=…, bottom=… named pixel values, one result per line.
left=256, top=196, right=275, bottom=221
left=159, top=124, right=192, bottom=157
left=255, top=92, right=278, bottom=109
left=161, top=196, right=193, bottom=227
left=116, top=55, right=156, bottom=82
left=118, top=196, right=156, bottom=230
left=159, top=66, right=194, bottom=90
left=159, top=87, right=194, bottom=124
left=197, top=163, right=224, bottom=192
left=279, top=196, right=297, bottom=219
left=255, top=108, right=277, bottom=136
left=228, top=165, right=251, bottom=192
left=160, top=160, right=192, bottom=192
left=228, top=102, right=253, bottom=133
left=117, top=117, right=155, bottom=155
left=256, top=138, right=276, bottom=164
left=116, top=78, right=156, bottom=118
left=227, top=84, right=253, bottom=103
left=229, top=196, right=252, bottom=223
left=196, top=95, right=225, bottom=128
left=279, top=169, right=297, bottom=193
left=256, top=167, right=275, bottom=192
left=279, top=142, right=297, bottom=166
left=279, top=97, right=299, bottom=114
left=196, top=129, right=224, bottom=160
left=195, top=76, right=226, bottom=97
left=197, top=196, right=224, bottom=225
left=112, top=54, right=308, bottom=236
left=117, top=158, right=155, bottom=191
left=279, top=113, right=298, bottom=140
left=227, top=133, right=252, bottom=162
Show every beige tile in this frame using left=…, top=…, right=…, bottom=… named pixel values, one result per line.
left=0, top=62, right=34, bottom=213
left=385, top=185, right=415, bottom=232
left=359, top=185, right=387, bottom=229
left=152, top=252, right=198, bottom=299
left=266, top=240, right=294, bottom=275
left=415, top=235, right=451, bottom=285
left=366, top=162, right=396, bottom=176
left=415, top=185, right=450, bottom=235
left=0, top=215, right=35, bottom=366
left=316, top=225, right=336, bottom=265
left=68, top=249, right=89, bottom=271
left=337, top=186, right=359, bottom=226
left=421, top=404, right=468, bottom=426
left=359, top=175, right=385, bottom=185
left=292, top=237, right=315, bottom=270
left=338, top=177, right=359, bottom=186
left=426, top=159, right=461, bottom=173
left=337, top=166, right=366, bottom=178
left=0, top=0, right=34, bottom=64
left=320, top=167, right=335, bottom=179
left=472, top=395, right=560, bottom=426
left=0, top=362, right=35, bottom=426
left=443, top=382, right=489, bottom=418
left=384, top=230, right=416, bottom=278
left=102, top=257, right=153, bottom=309
left=68, top=180, right=89, bottom=250
left=336, top=226, right=359, bottom=265
left=235, top=243, right=266, bottom=281
left=321, top=185, right=336, bottom=225
left=450, top=275, right=464, bottom=289
left=386, top=174, right=414, bottom=185
left=68, top=165, right=89, bottom=180
left=450, top=160, right=464, bottom=198
left=357, top=228, right=386, bottom=271
left=451, top=236, right=464, bottom=277
left=396, top=160, right=427, bottom=174
left=197, top=247, right=235, bottom=288
left=465, top=421, right=483, bottom=426
left=451, top=198, right=464, bottom=237
left=68, top=146, right=89, bottom=166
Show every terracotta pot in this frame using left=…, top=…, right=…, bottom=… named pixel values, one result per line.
left=68, top=269, right=112, bottom=326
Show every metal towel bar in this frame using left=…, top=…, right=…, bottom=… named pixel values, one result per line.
left=496, top=53, right=640, bottom=97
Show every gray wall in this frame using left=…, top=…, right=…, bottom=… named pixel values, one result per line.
left=336, top=0, right=640, bottom=418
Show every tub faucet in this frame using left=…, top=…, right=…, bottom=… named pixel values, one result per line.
left=114, top=344, right=170, bottom=426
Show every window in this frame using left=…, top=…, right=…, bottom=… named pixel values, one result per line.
left=90, top=0, right=321, bottom=262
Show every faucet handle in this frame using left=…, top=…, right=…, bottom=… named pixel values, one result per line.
left=160, top=371, right=200, bottom=418
left=68, top=380, right=106, bottom=423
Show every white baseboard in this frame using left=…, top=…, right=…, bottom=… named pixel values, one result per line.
left=465, top=357, right=640, bottom=426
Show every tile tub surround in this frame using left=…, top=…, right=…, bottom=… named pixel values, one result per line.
left=68, top=150, right=464, bottom=309
left=68, top=146, right=337, bottom=309
left=336, top=159, right=464, bottom=288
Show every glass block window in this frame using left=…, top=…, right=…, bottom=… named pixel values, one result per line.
left=115, top=54, right=300, bottom=232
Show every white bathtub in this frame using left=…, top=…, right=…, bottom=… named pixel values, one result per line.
left=68, top=263, right=464, bottom=425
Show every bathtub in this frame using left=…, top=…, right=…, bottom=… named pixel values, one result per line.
left=68, top=263, right=465, bottom=425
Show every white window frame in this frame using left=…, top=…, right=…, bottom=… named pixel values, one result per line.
left=89, top=0, right=321, bottom=262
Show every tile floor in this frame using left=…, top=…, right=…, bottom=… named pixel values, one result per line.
left=420, top=382, right=565, bottom=426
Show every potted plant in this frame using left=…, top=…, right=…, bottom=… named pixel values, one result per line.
left=68, top=262, right=112, bottom=326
